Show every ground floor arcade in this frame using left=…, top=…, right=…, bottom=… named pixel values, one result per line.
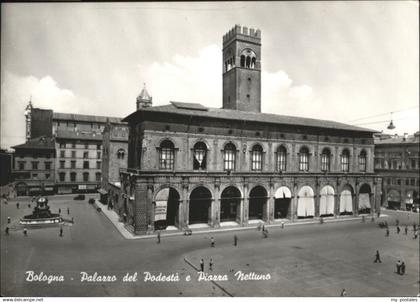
left=117, top=172, right=381, bottom=234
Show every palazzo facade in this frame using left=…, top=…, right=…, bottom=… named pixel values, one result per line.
left=118, top=25, right=380, bottom=234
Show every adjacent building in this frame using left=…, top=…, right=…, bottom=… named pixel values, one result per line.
left=374, top=132, right=420, bottom=210
left=11, top=136, right=56, bottom=196
left=117, top=25, right=380, bottom=235
left=11, top=102, right=125, bottom=195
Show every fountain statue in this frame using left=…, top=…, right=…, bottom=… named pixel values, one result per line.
left=20, top=196, right=62, bottom=225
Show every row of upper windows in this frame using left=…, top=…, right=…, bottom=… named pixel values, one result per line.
left=374, top=158, right=419, bottom=170
left=60, top=150, right=101, bottom=159
left=58, top=160, right=101, bottom=169
left=58, top=172, right=101, bottom=182
left=59, top=142, right=102, bottom=149
left=18, top=161, right=52, bottom=170
left=386, top=178, right=420, bottom=187
left=156, top=140, right=369, bottom=172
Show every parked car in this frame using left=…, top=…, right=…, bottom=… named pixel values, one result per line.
left=74, top=194, right=85, bottom=200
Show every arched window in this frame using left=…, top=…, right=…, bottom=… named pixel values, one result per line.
left=223, top=143, right=236, bottom=171
left=276, top=146, right=287, bottom=171
left=251, top=144, right=263, bottom=171
left=341, top=149, right=350, bottom=172
left=240, top=55, right=245, bottom=67
left=193, top=142, right=207, bottom=170
left=251, top=57, right=256, bottom=69
left=321, top=148, right=331, bottom=172
left=246, top=56, right=251, bottom=68
left=117, top=149, right=125, bottom=160
left=359, top=150, right=367, bottom=172
left=159, top=140, right=175, bottom=170
left=299, top=147, right=310, bottom=171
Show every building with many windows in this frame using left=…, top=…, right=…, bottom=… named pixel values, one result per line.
left=374, top=132, right=420, bottom=210
left=12, top=103, right=125, bottom=195
left=116, top=25, right=380, bottom=235
left=11, top=136, right=56, bottom=196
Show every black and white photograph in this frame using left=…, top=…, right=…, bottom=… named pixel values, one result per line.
left=1, top=1, right=419, bottom=299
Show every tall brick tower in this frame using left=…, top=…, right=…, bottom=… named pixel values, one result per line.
left=222, top=25, right=261, bottom=113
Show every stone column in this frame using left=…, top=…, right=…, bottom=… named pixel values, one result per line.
left=267, top=142, right=273, bottom=172
left=213, top=140, right=218, bottom=171
left=213, top=180, right=221, bottom=228
left=292, top=180, right=298, bottom=221
left=134, top=178, right=149, bottom=235
left=334, top=146, right=339, bottom=172
left=335, top=179, right=340, bottom=217
left=242, top=181, right=249, bottom=226
left=354, top=181, right=359, bottom=216
left=147, top=183, right=154, bottom=231
left=268, top=181, right=275, bottom=223
left=314, top=178, right=320, bottom=218
left=182, top=184, right=189, bottom=228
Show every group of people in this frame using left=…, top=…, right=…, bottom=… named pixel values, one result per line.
left=199, top=258, right=213, bottom=271
left=385, top=219, right=418, bottom=239
left=396, top=260, right=406, bottom=275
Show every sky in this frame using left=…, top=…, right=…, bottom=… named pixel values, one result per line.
left=1, top=1, right=419, bottom=149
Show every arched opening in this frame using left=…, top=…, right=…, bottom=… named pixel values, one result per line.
left=276, top=145, right=287, bottom=171
left=246, top=56, right=251, bottom=68
left=405, top=190, right=414, bottom=211
left=274, top=186, right=292, bottom=219
left=321, top=148, right=331, bottom=172
left=223, top=143, right=236, bottom=171
left=359, top=150, right=367, bottom=172
left=154, top=187, right=180, bottom=230
left=193, top=142, right=207, bottom=170
left=387, top=189, right=401, bottom=210
left=249, top=186, right=268, bottom=221
left=220, top=186, right=241, bottom=222
left=159, top=140, right=175, bottom=170
left=297, top=186, right=315, bottom=218
left=320, top=185, right=335, bottom=217
left=358, top=184, right=371, bottom=214
left=299, top=147, right=310, bottom=171
left=189, top=186, right=212, bottom=225
left=251, top=57, right=256, bottom=69
left=16, top=182, right=28, bottom=196
left=251, top=144, right=263, bottom=171
left=341, top=149, right=350, bottom=172
left=339, top=185, right=353, bottom=215
left=240, top=55, right=245, bottom=67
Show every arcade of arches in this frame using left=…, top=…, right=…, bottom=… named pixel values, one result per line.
left=149, top=182, right=377, bottom=230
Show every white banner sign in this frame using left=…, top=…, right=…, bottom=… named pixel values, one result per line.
left=155, top=200, right=168, bottom=221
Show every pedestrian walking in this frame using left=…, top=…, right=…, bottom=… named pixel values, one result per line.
left=67, top=208, right=70, bottom=215
left=340, top=288, right=347, bottom=297
left=396, top=260, right=402, bottom=274
left=263, top=228, right=268, bottom=238
left=234, top=235, right=238, bottom=246
left=385, top=228, right=390, bottom=237
left=413, top=230, right=418, bottom=239
left=210, top=236, right=215, bottom=247
left=157, top=231, right=161, bottom=244
left=58, top=208, right=61, bottom=214
left=5, top=226, right=9, bottom=235
left=16, top=202, right=19, bottom=209
left=374, top=250, right=382, bottom=263
left=401, top=262, right=406, bottom=275
left=397, top=226, right=400, bottom=234
left=281, top=222, right=285, bottom=229
left=28, top=203, right=31, bottom=208
left=404, top=225, right=408, bottom=235
left=23, top=227, right=27, bottom=236
left=59, top=226, right=63, bottom=237
left=7, top=216, right=10, bottom=224
left=200, top=259, right=204, bottom=272
left=209, top=258, right=213, bottom=271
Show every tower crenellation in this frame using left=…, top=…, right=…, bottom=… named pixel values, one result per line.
left=222, top=25, right=261, bottom=113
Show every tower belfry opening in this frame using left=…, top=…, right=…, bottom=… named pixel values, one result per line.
left=222, top=25, right=261, bottom=113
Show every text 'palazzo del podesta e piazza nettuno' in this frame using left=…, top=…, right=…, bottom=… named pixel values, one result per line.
left=114, top=25, right=381, bottom=235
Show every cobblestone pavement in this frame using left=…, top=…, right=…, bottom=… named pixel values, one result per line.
left=1, top=195, right=419, bottom=297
